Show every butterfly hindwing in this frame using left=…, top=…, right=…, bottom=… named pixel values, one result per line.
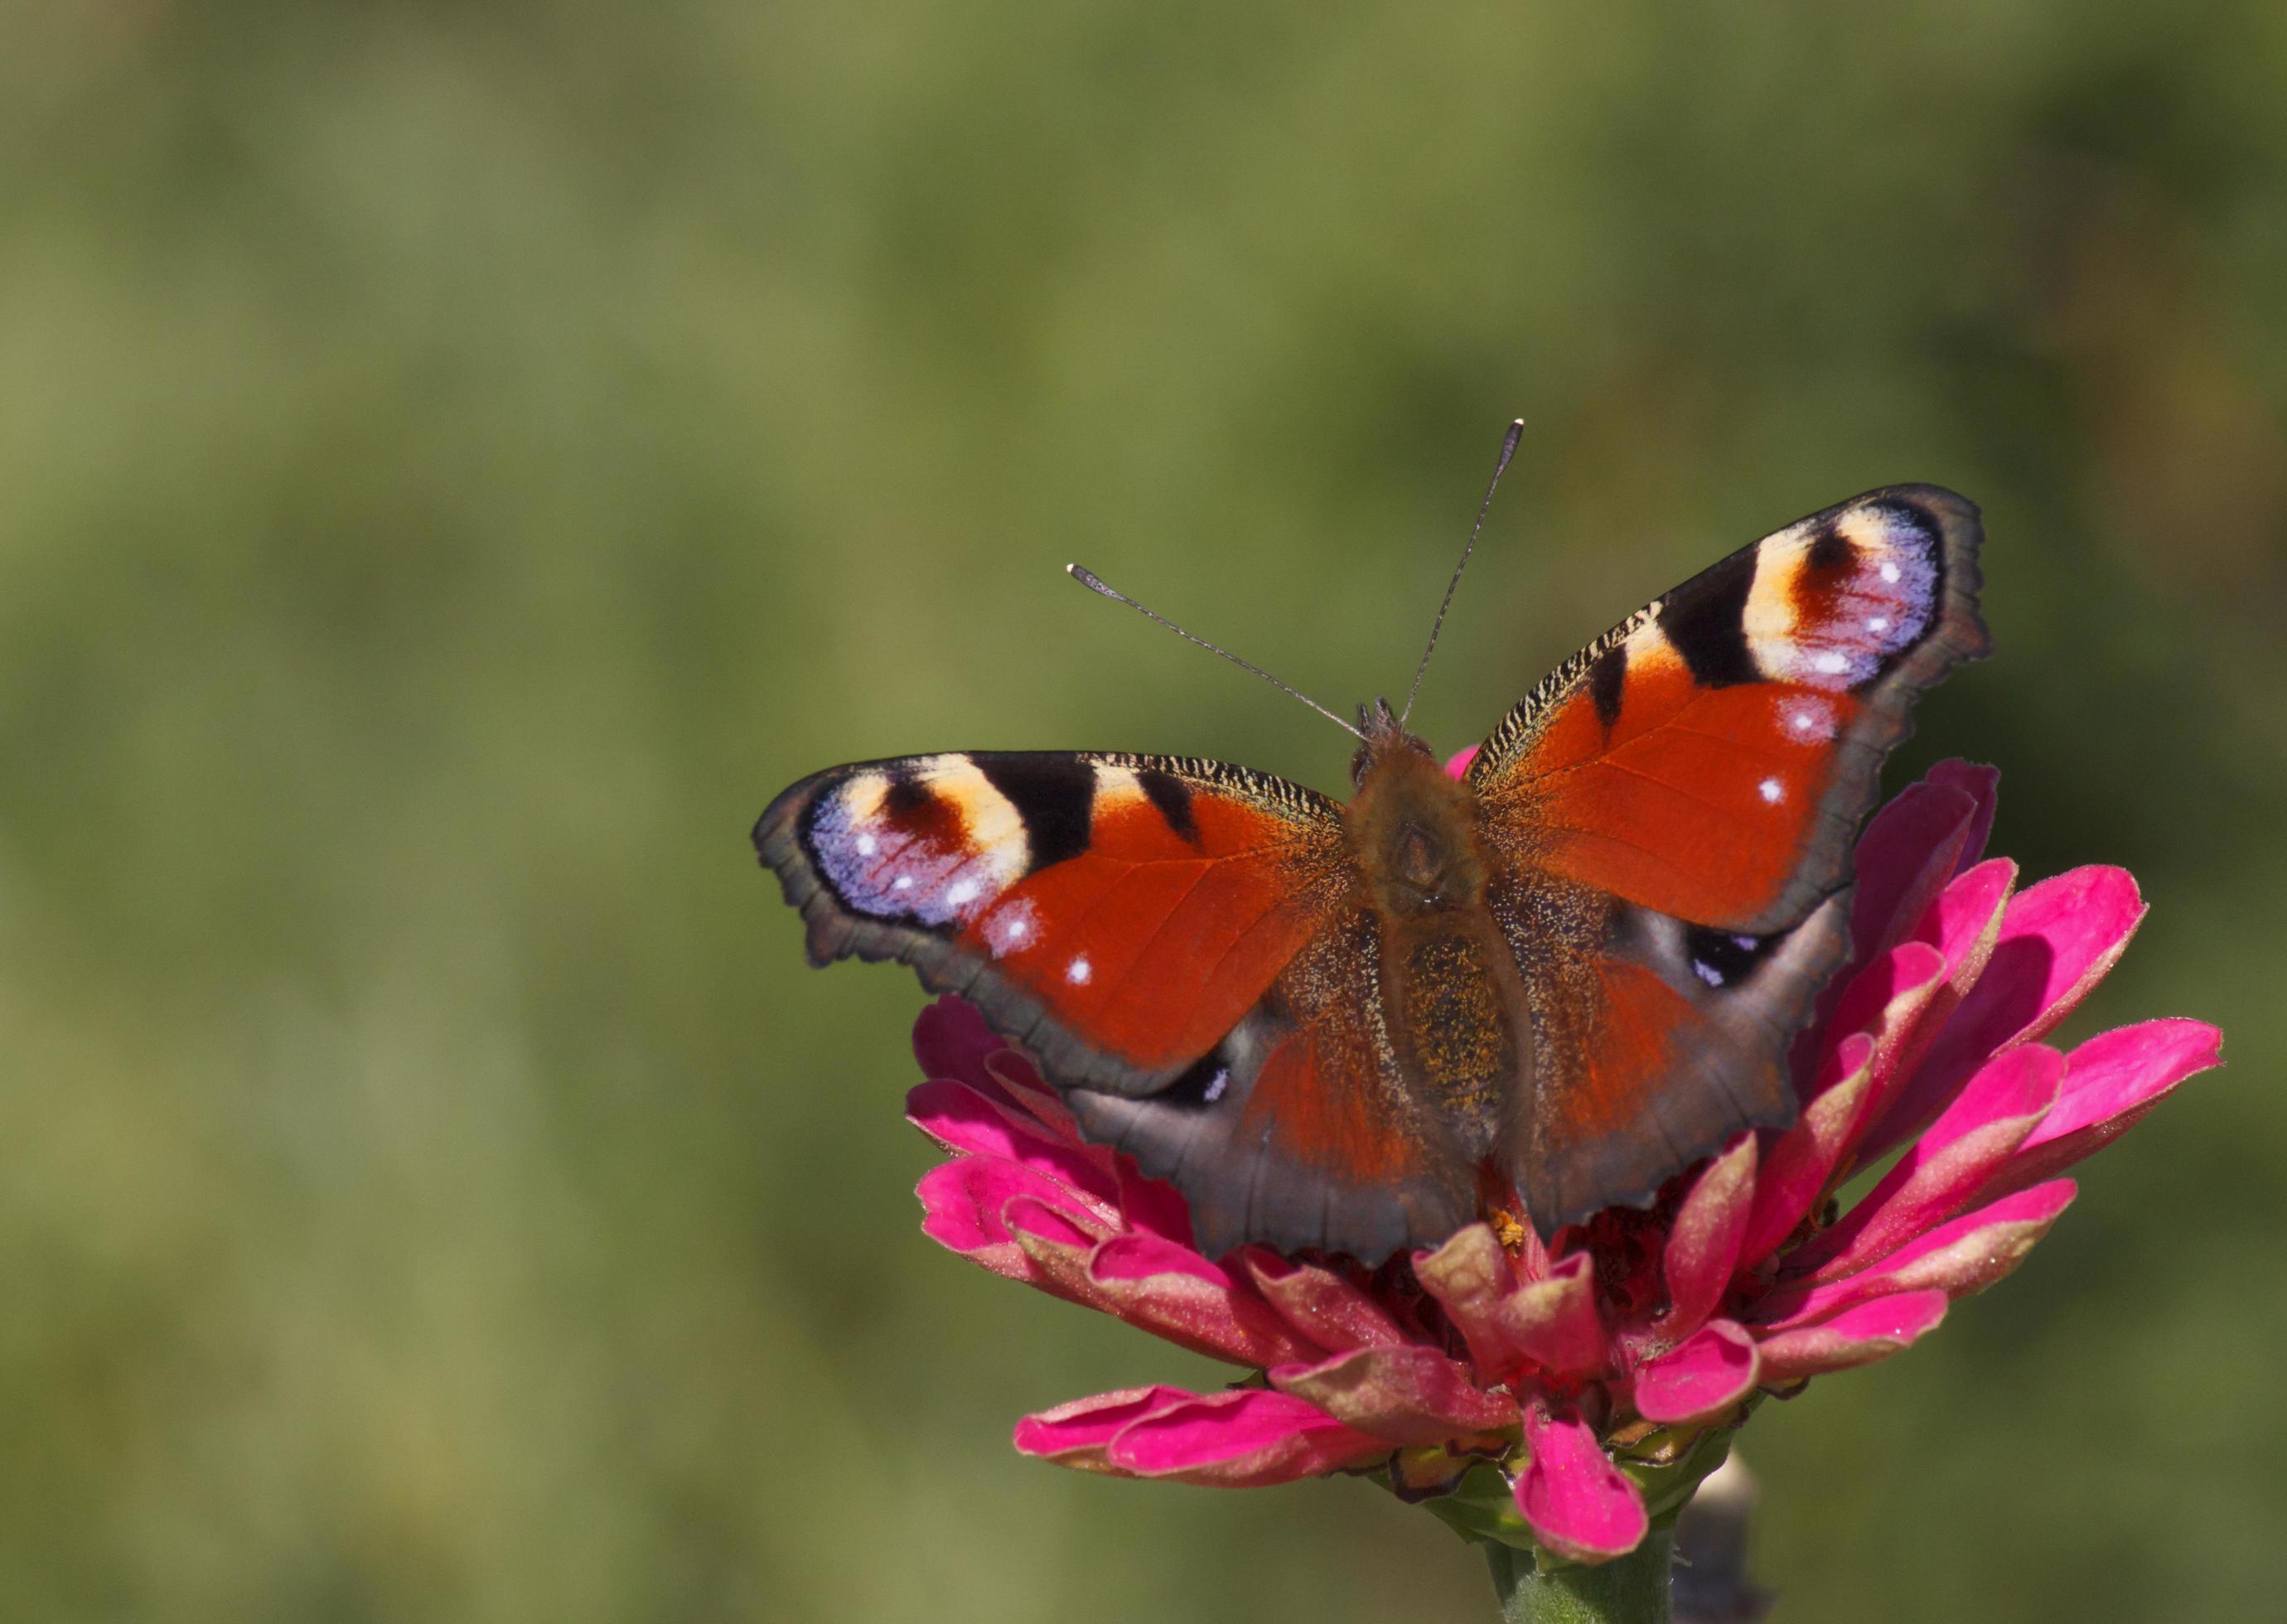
left=1494, top=885, right=1854, bottom=1234
left=1469, top=485, right=1986, bottom=1230
left=755, top=751, right=1351, bottom=1095
left=1066, top=905, right=1484, bottom=1261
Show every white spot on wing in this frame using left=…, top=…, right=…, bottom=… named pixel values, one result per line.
left=1812, top=650, right=1849, bottom=675
left=985, top=903, right=1037, bottom=957
left=892, top=874, right=914, bottom=891
left=1694, top=959, right=1725, bottom=988
left=1066, top=956, right=1092, bottom=986
left=1880, top=561, right=1902, bottom=582
left=1758, top=776, right=1784, bottom=804
left=945, top=878, right=980, bottom=908
left=1867, top=615, right=1890, bottom=633
left=1202, top=1067, right=1229, bottom=1103
left=854, top=833, right=877, bottom=856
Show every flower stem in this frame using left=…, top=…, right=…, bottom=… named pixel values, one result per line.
left=1484, top=1534, right=1672, bottom=1624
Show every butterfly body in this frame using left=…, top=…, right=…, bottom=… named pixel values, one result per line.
left=1327, top=709, right=1519, bottom=1159
left=758, top=486, right=1989, bottom=1264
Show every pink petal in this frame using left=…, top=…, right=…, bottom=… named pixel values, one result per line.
left=1089, top=1230, right=1230, bottom=1285
left=1983, top=1019, right=2224, bottom=1200
left=1003, top=1197, right=1122, bottom=1309
left=916, top=1158, right=1109, bottom=1282
left=1849, top=780, right=1977, bottom=964
left=1414, top=1224, right=1531, bottom=1374
left=1446, top=747, right=1478, bottom=780
left=911, top=995, right=1006, bottom=1092
left=1515, top=1404, right=1650, bottom=1564
left=1503, top=1252, right=1610, bottom=1377
left=1824, top=940, right=1946, bottom=1051
left=1791, top=1044, right=2067, bottom=1283
left=1106, top=1389, right=1385, bottom=1486
left=1086, top=1234, right=1324, bottom=1367
left=1004, top=1194, right=1110, bottom=1252
left=905, top=1080, right=1121, bottom=1211
left=1271, top=1345, right=1520, bottom=1444
left=1753, top=1290, right=1948, bottom=1384
left=1415, top=1227, right=1608, bottom=1379
left=1013, top=1385, right=1200, bottom=1471
left=1116, top=1161, right=1197, bottom=1248
left=1754, top=1180, right=2077, bottom=1329
left=1825, top=864, right=2014, bottom=1166
left=1634, top=1320, right=1760, bottom=1425
left=1242, top=1251, right=1409, bottom=1354
left=1658, top=1135, right=1757, bottom=1340
left=1924, top=761, right=2000, bottom=875
left=1507, top=1220, right=1559, bottom=1285
left=982, top=1050, right=1085, bottom=1140
left=1811, top=940, right=1947, bottom=1124
left=1916, top=858, right=2018, bottom=996
left=1859, top=867, right=2145, bottom=1160
left=1738, top=1035, right=1874, bottom=1269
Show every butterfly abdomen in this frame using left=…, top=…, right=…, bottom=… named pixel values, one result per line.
left=1391, top=930, right=1522, bottom=1131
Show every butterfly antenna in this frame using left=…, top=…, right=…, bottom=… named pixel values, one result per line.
left=1065, top=564, right=1366, bottom=742
left=1399, top=417, right=1525, bottom=728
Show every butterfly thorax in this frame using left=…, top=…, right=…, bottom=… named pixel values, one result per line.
left=1342, top=713, right=1526, bottom=1148
left=1345, top=723, right=1485, bottom=915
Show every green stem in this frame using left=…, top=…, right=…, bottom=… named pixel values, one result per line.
left=1484, top=1532, right=1672, bottom=1624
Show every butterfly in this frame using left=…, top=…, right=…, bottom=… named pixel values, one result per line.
left=755, top=475, right=1986, bottom=1265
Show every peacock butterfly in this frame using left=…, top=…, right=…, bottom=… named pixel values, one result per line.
left=755, top=455, right=1986, bottom=1265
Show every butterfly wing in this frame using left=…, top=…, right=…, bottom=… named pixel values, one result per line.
left=757, top=751, right=1347, bottom=1095
left=1469, top=485, right=1987, bottom=1232
left=758, top=750, right=1481, bottom=1259
left=1065, top=906, right=1486, bottom=1262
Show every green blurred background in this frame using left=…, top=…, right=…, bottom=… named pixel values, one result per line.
left=4, top=2, right=2283, bottom=1618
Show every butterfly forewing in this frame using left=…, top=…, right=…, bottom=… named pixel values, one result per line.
left=1468, top=485, right=1986, bottom=933
left=755, top=750, right=1351, bottom=1095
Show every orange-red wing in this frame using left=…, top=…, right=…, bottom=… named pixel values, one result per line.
left=1469, top=486, right=1987, bottom=935
left=1500, top=891, right=1853, bottom=1235
left=1067, top=909, right=1481, bottom=1261
left=755, top=752, right=1349, bottom=1097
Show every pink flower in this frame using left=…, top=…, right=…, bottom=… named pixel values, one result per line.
left=904, top=760, right=2220, bottom=1565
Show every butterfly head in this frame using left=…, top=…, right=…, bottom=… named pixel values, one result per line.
left=1350, top=696, right=1438, bottom=789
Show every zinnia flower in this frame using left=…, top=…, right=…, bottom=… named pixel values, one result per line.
left=903, top=758, right=2219, bottom=1583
